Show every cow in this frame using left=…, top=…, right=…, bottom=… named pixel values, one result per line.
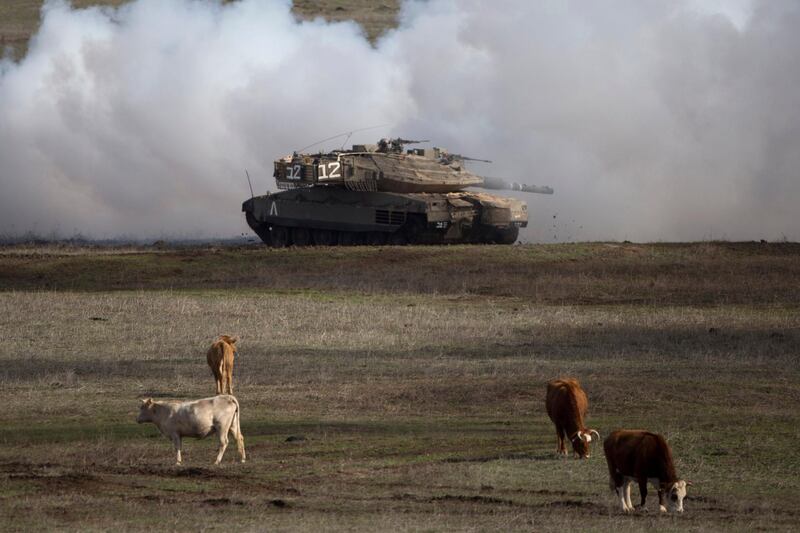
left=136, top=395, right=246, bottom=465
left=545, top=378, right=600, bottom=458
left=207, top=335, right=238, bottom=395
left=603, top=429, right=691, bottom=512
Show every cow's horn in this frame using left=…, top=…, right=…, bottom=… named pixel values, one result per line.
left=589, top=429, right=600, bottom=440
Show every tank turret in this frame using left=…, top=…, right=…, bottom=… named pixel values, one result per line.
left=243, top=138, right=553, bottom=246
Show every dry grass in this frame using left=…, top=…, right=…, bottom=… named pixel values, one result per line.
left=0, top=0, right=130, bottom=59
left=292, top=0, right=399, bottom=41
left=1, top=242, right=798, bottom=305
left=1, top=0, right=399, bottom=60
left=0, top=243, right=799, bottom=530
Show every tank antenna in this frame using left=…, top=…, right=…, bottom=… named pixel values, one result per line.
left=296, top=124, right=390, bottom=153
left=340, top=131, right=353, bottom=150
left=245, top=169, right=255, bottom=199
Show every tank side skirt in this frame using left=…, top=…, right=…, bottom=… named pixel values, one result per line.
left=248, top=190, right=428, bottom=233
left=243, top=187, right=527, bottom=245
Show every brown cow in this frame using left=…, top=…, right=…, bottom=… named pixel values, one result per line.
left=603, top=429, right=691, bottom=512
left=545, top=378, right=600, bottom=458
left=207, top=335, right=238, bottom=395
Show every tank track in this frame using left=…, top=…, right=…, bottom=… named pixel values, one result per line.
left=246, top=217, right=518, bottom=247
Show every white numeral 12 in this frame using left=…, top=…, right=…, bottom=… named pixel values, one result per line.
left=286, top=164, right=302, bottom=179
left=318, top=162, right=341, bottom=180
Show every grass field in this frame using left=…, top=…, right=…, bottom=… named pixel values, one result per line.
left=0, top=0, right=399, bottom=60
left=0, top=242, right=798, bottom=531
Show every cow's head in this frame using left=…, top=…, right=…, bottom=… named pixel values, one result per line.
left=663, top=480, right=691, bottom=512
left=571, top=429, right=601, bottom=458
left=136, top=398, right=155, bottom=423
left=218, top=335, right=239, bottom=346
left=217, top=335, right=239, bottom=358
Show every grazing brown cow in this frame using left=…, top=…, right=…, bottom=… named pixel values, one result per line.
left=207, top=335, right=238, bottom=395
left=603, top=429, right=691, bottom=512
left=545, top=378, right=600, bottom=458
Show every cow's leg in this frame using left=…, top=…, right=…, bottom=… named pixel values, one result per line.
left=658, top=488, right=667, bottom=513
left=172, top=435, right=183, bottom=465
left=637, top=478, right=648, bottom=509
left=618, top=479, right=633, bottom=512
left=227, top=370, right=233, bottom=395
left=555, top=425, right=566, bottom=456
left=214, top=426, right=229, bottom=465
left=624, top=479, right=635, bottom=511
left=235, top=433, right=245, bottom=463
left=231, top=412, right=246, bottom=463
left=615, top=480, right=629, bottom=512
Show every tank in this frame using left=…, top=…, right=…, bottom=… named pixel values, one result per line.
left=242, top=138, right=553, bottom=246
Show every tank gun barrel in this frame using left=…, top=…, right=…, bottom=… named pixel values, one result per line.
left=445, top=154, right=492, bottom=163
left=480, top=176, right=554, bottom=195
left=395, top=138, right=429, bottom=145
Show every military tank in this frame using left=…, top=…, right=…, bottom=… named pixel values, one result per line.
left=242, top=138, right=553, bottom=246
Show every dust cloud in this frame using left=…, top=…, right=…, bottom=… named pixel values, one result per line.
left=1, top=0, right=798, bottom=242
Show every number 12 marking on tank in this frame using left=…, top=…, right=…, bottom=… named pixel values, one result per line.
left=287, top=164, right=302, bottom=180
left=318, top=162, right=341, bottom=180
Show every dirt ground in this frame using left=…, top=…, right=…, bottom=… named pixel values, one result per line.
left=1, top=242, right=798, bottom=531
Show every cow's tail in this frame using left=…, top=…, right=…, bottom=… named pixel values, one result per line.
left=219, top=357, right=227, bottom=383
left=230, top=396, right=241, bottom=436
left=230, top=396, right=246, bottom=462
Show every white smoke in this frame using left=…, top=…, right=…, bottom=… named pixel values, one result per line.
left=1, top=0, right=798, bottom=242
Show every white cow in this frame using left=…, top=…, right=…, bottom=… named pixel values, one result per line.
left=136, top=395, right=246, bottom=465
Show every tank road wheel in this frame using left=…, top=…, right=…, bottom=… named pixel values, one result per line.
left=496, top=226, right=519, bottom=245
left=366, top=232, right=387, bottom=246
left=312, top=229, right=336, bottom=246
left=388, top=232, right=407, bottom=246
left=270, top=226, right=290, bottom=248
left=404, top=215, right=427, bottom=244
left=338, top=232, right=357, bottom=246
left=291, top=227, right=311, bottom=247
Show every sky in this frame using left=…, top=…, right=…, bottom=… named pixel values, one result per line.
left=0, top=0, right=797, bottom=242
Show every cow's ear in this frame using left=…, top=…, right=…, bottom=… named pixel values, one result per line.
left=684, top=480, right=693, bottom=487
left=142, top=398, right=153, bottom=406
left=230, top=336, right=239, bottom=344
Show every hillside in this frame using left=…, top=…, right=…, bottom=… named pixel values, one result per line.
left=0, top=0, right=399, bottom=59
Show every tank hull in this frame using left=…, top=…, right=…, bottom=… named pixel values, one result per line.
left=242, top=187, right=526, bottom=246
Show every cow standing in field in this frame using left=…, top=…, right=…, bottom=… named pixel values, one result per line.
left=207, top=335, right=238, bottom=395
left=545, top=378, right=600, bottom=458
left=603, top=429, right=690, bottom=512
left=136, top=395, right=246, bottom=465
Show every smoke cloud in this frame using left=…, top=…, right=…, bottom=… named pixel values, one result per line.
left=1, top=0, right=798, bottom=242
